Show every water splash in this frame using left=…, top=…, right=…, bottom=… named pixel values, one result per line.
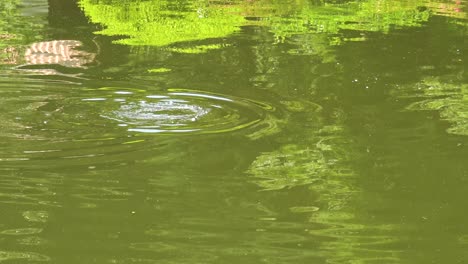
left=99, top=88, right=278, bottom=136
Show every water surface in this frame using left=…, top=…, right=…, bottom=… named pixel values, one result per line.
left=0, top=0, right=467, bottom=263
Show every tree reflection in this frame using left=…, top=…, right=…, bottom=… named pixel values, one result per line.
left=78, top=0, right=466, bottom=49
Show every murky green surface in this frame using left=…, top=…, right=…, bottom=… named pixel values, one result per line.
left=0, top=0, right=467, bottom=263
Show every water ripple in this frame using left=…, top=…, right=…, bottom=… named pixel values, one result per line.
left=22, top=211, right=49, bottom=223
left=0, top=251, right=49, bottom=262
left=99, top=88, right=276, bottom=135
left=0, top=228, right=43, bottom=236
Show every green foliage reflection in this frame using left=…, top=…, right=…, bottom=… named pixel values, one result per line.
left=79, top=0, right=245, bottom=46
left=0, top=0, right=45, bottom=65
left=247, top=125, right=354, bottom=191
left=247, top=109, right=402, bottom=262
left=258, top=0, right=431, bottom=41
left=0, top=0, right=44, bottom=38
left=396, top=77, right=468, bottom=136
left=79, top=0, right=460, bottom=47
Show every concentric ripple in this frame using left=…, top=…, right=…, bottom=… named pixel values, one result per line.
left=100, top=88, right=275, bottom=135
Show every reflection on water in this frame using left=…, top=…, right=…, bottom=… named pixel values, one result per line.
left=2, top=39, right=96, bottom=83
left=13, top=39, right=96, bottom=78
left=0, top=251, right=50, bottom=262
left=79, top=0, right=245, bottom=46
left=1, top=228, right=43, bottom=236
left=247, top=109, right=403, bottom=262
left=78, top=0, right=467, bottom=49
left=23, top=210, right=49, bottom=223
left=0, top=0, right=467, bottom=263
left=23, top=40, right=95, bottom=68
left=0, top=172, right=62, bottom=207
left=393, top=77, right=468, bottom=136
left=427, top=0, right=467, bottom=21
left=3, top=40, right=92, bottom=67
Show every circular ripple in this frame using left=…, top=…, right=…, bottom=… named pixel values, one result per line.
left=0, top=86, right=280, bottom=168
left=100, top=88, right=275, bottom=135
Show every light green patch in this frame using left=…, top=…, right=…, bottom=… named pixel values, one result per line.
left=257, top=0, right=433, bottom=42
left=167, top=44, right=229, bottom=54
left=123, top=139, right=145, bottom=145
left=79, top=0, right=245, bottom=46
left=97, top=87, right=146, bottom=93
left=147, top=68, right=172, bottom=73
left=247, top=127, right=354, bottom=191
left=395, top=77, right=468, bottom=136
left=77, top=0, right=464, bottom=63
left=290, top=206, right=320, bottom=213
left=280, top=100, right=322, bottom=113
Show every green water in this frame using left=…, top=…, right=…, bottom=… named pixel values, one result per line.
left=0, top=0, right=467, bottom=263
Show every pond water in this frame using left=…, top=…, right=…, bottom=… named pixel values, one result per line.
left=0, top=0, right=467, bottom=263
